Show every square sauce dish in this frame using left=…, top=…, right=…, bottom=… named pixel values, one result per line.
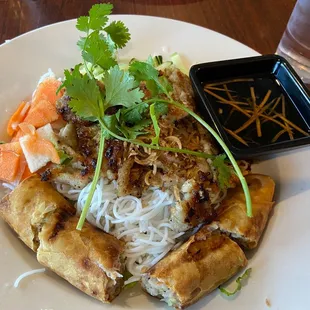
left=190, top=54, right=310, bottom=159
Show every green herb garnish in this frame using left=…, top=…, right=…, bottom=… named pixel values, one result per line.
left=104, top=65, right=144, bottom=108
left=59, top=3, right=133, bottom=230
left=124, top=281, right=138, bottom=289
left=212, top=154, right=234, bottom=190
left=59, top=3, right=252, bottom=230
left=123, top=269, right=138, bottom=289
left=219, top=268, right=252, bottom=296
left=154, top=55, right=163, bottom=66
left=58, top=150, right=72, bottom=165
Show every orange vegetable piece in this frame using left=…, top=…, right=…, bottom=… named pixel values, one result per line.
left=0, top=142, right=30, bottom=183
left=0, top=142, right=23, bottom=155
left=23, top=99, right=59, bottom=128
left=18, top=122, right=36, bottom=135
left=0, top=151, right=20, bottom=182
left=11, top=130, right=25, bottom=142
left=12, top=122, right=35, bottom=142
left=23, top=135, right=60, bottom=165
left=6, top=101, right=30, bottom=136
left=22, top=77, right=64, bottom=128
left=32, top=78, right=64, bottom=107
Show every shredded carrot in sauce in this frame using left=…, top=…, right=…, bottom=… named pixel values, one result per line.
left=224, top=128, right=248, bottom=146
left=204, top=80, right=309, bottom=146
left=205, top=78, right=254, bottom=87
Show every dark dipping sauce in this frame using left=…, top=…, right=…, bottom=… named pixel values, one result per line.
left=190, top=55, right=310, bottom=158
left=204, top=76, right=310, bottom=149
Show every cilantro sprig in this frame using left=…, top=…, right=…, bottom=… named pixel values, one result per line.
left=59, top=3, right=252, bottom=230
left=76, top=3, right=130, bottom=77
left=61, top=3, right=133, bottom=230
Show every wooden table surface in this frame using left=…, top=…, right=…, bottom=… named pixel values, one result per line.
left=0, top=0, right=296, bottom=54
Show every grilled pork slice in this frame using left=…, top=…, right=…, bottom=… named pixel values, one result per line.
left=141, top=228, right=247, bottom=309
left=208, top=174, right=275, bottom=249
left=0, top=176, right=124, bottom=303
left=163, top=67, right=195, bottom=122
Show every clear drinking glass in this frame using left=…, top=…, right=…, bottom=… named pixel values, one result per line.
left=276, top=0, right=310, bottom=86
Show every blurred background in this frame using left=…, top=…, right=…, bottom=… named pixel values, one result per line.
left=0, top=0, right=296, bottom=54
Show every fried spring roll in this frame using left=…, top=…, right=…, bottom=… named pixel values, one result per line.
left=0, top=176, right=124, bottom=303
left=209, top=174, right=275, bottom=249
left=141, top=228, right=247, bottom=309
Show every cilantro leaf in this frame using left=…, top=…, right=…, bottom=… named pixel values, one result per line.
left=121, top=102, right=149, bottom=125
left=219, top=268, right=252, bottom=296
left=104, top=66, right=144, bottom=108
left=153, top=102, right=168, bottom=117
left=89, top=3, right=113, bottom=30
left=145, top=77, right=172, bottom=97
left=129, top=60, right=159, bottom=82
left=145, top=80, right=159, bottom=97
left=146, top=55, right=154, bottom=65
left=121, top=119, right=152, bottom=140
left=158, top=75, right=173, bottom=94
left=212, top=154, right=233, bottom=190
left=77, top=36, right=86, bottom=51
left=76, top=3, right=113, bottom=33
left=102, top=113, right=121, bottom=139
left=82, top=31, right=117, bottom=70
left=118, top=104, right=151, bottom=139
left=104, top=21, right=131, bottom=48
left=106, top=34, right=116, bottom=52
left=76, top=16, right=89, bottom=32
left=129, top=60, right=172, bottom=97
left=61, top=65, right=102, bottom=120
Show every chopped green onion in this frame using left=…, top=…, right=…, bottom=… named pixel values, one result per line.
left=219, top=268, right=252, bottom=296
left=58, top=150, right=72, bottom=165
left=150, top=103, right=161, bottom=146
left=124, top=281, right=137, bottom=289
left=154, top=55, right=163, bottom=66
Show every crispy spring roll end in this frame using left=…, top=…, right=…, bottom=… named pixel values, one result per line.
left=0, top=177, right=124, bottom=303
left=209, top=174, right=276, bottom=249
left=141, top=229, right=247, bottom=309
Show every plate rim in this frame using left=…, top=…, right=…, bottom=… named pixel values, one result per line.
left=0, top=14, right=259, bottom=56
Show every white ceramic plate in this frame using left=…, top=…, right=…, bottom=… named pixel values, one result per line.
left=0, top=15, right=310, bottom=310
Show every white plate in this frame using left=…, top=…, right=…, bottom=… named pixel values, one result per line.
left=0, top=15, right=309, bottom=310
